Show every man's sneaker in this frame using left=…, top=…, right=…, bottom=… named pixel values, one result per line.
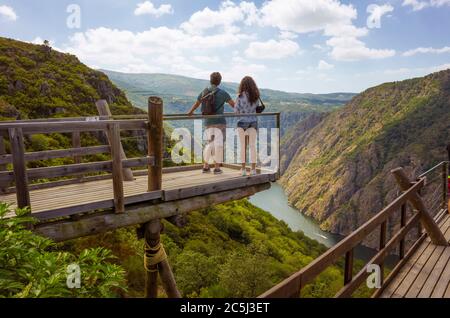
left=202, top=167, right=211, bottom=173
left=213, top=168, right=223, bottom=175
left=250, top=169, right=257, bottom=176
left=240, top=169, right=247, bottom=176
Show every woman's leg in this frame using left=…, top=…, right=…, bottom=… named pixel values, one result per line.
left=248, top=128, right=257, bottom=169
left=237, top=127, right=246, bottom=166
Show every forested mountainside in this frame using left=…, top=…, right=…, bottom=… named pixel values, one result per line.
left=281, top=69, right=450, bottom=248
left=102, top=70, right=354, bottom=135
left=0, top=37, right=142, bottom=120
left=68, top=199, right=369, bottom=298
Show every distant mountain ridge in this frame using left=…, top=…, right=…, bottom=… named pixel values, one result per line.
left=101, top=69, right=356, bottom=135
left=280, top=69, right=450, bottom=248
left=101, top=69, right=355, bottom=103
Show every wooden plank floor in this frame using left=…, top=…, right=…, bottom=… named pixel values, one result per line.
left=0, top=167, right=276, bottom=220
left=380, top=213, right=450, bottom=298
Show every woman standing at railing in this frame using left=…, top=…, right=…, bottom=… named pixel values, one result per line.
left=235, top=76, right=260, bottom=176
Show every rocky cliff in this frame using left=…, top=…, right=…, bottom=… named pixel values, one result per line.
left=0, top=37, right=141, bottom=119
left=281, top=69, right=450, bottom=247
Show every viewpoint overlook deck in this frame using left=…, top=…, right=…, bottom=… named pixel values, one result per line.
left=0, top=98, right=280, bottom=243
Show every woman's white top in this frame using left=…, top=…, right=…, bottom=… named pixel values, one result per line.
left=234, top=92, right=259, bottom=123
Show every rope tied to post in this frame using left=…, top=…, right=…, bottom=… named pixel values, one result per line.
left=144, top=241, right=167, bottom=272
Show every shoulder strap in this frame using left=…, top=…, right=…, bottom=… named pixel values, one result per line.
left=201, top=88, right=219, bottom=101
left=258, top=97, right=265, bottom=107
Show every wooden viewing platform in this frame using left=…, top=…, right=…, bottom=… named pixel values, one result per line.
left=0, top=98, right=280, bottom=244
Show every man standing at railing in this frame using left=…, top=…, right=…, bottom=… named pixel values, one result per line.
left=187, top=72, right=235, bottom=174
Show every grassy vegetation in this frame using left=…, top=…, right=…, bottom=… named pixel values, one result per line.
left=66, top=199, right=372, bottom=298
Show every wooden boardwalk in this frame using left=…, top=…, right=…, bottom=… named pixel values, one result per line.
left=380, top=213, right=450, bottom=298
left=0, top=166, right=277, bottom=221
left=260, top=163, right=450, bottom=299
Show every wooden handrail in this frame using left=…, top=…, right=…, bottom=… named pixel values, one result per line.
left=0, top=156, right=155, bottom=186
left=260, top=161, right=449, bottom=298
left=418, top=161, right=449, bottom=179
left=0, top=119, right=148, bottom=134
left=0, top=145, right=111, bottom=165
left=259, top=179, right=424, bottom=298
left=0, top=112, right=281, bottom=124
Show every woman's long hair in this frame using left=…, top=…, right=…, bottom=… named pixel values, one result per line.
left=238, top=76, right=260, bottom=104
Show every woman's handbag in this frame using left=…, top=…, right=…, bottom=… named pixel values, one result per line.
left=256, top=97, right=265, bottom=113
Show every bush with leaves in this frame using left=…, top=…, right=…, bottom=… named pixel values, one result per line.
left=0, top=203, right=126, bottom=298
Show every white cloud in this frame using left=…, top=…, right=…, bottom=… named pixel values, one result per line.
left=134, top=1, right=173, bottom=17
left=403, top=46, right=450, bottom=56
left=193, top=55, right=220, bottom=63
left=425, top=63, right=450, bottom=73
left=260, top=0, right=356, bottom=33
left=379, top=63, right=450, bottom=77
left=318, top=60, right=334, bottom=70
left=383, top=68, right=411, bottom=75
left=402, top=0, right=450, bottom=11
left=313, top=44, right=327, bottom=51
left=63, top=24, right=256, bottom=79
left=366, top=4, right=394, bottom=29
left=257, top=0, right=394, bottom=62
left=326, top=36, right=395, bottom=61
left=180, top=1, right=258, bottom=35
left=224, top=60, right=266, bottom=83
left=245, top=39, right=299, bottom=59
left=279, top=31, right=298, bottom=40
left=0, top=5, right=17, bottom=21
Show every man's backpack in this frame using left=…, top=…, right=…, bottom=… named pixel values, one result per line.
left=201, top=88, right=218, bottom=115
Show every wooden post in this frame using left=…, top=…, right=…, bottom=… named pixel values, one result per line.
left=72, top=131, right=83, bottom=181
left=442, top=161, right=448, bottom=211
left=147, top=96, right=163, bottom=192
left=8, top=128, right=30, bottom=209
left=344, top=248, right=353, bottom=285
left=109, top=123, right=124, bottom=213
left=158, top=255, right=181, bottom=298
left=399, top=203, right=407, bottom=259
left=379, top=221, right=387, bottom=285
left=0, top=136, right=6, bottom=192
left=143, top=219, right=181, bottom=298
left=0, top=136, right=6, bottom=172
left=276, top=113, right=281, bottom=175
left=391, top=167, right=448, bottom=246
left=144, top=219, right=160, bottom=298
left=96, top=100, right=134, bottom=181
left=144, top=97, right=178, bottom=298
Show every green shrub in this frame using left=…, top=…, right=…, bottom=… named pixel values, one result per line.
left=0, top=203, right=127, bottom=298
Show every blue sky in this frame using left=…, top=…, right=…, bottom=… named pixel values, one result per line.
left=1, top=0, right=450, bottom=93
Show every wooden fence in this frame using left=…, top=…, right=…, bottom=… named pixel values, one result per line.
left=260, top=161, right=449, bottom=298
left=0, top=97, right=164, bottom=213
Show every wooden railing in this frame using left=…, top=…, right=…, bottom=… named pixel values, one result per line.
left=260, top=161, right=449, bottom=298
left=0, top=97, right=281, bottom=215
left=0, top=97, right=164, bottom=214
